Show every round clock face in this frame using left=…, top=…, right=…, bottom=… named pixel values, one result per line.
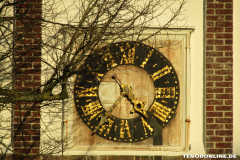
left=74, top=41, right=179, bottom=143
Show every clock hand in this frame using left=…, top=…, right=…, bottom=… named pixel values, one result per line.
left=92, top=92, right=125, bottom=134
left=113, top=76, right=148, bottom=118
left=107, top=92, right=125, bottom=115
left=112, top=76, right=129, bottom=92
left=127, top=92, right=148, bottom=119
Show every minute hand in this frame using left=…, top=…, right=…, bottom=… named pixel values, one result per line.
left=105, top=92, right=124, bottom=117
left=93, top=92, right=124, bottom=134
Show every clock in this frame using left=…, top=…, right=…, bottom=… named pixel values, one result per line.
left=74, top=41, right=179, bottom=143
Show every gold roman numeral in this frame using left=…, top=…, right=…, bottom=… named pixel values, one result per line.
left=81, top=100, right=104, bottom=121
left=155, top=87, right=176, bottom=99
left=98, top=119, right=114, bottom=135
left=140, top=49, right=154, bottom=68
left=120, top=120, right=131, bottom=139
left=102, top=48, right=118, bottom=70
left=151, top=65, right=171, bottom=81
left=92, top=72, right=104, bottom=81
left=141, top=117, right=154, bottom=136
left=120, top=43, right=135, bottom=64
left=149, top=100, right=172, bottom=122
left=76, top=86, right=98, bottom=97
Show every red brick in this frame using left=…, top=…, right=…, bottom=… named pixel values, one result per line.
left=24, top=82, right=41, bottom=87
left=216, top=58, right=232, bottom=63
left=225, top=64, right=232, bottom=69
left=14, top=148, right=31, bottom=154
left=215, top=34, right=232, bottom=39
left=32, top=124, right=40, bottom=129
left=206, top=52, right=223, bottom=57
left=216, top=0, right=232, bottom=2
left=225, top=88, right=232, bottom=93
left=16, top=51, right=33, bottom=56
left=23, top=129, right=40, bottom=135
left=31, top=148, right=40, bottom=154
left=206, top=100, right=223, bottom=105
left=216, top=130, right=233, bottom=136
left=206, top=149, right=224, bottom=154
left=225, top=100, right=233, bottom=105
left=225, top=15, right=232, bottom=20
left=24, top=57, right=41, bottom=62
left=22, top=117, right=40, bottom=123
left=216, top=22, right=232, bottom=27
left=225, top=149, right=233, bottom=154
left=215, top=118, right=233, bottom=123
left=216, top=106, right=232, bottom=111
left=14, top=124, right=31, bottom=129
left=206, top=70, right=214, bottom=75
left=215, top=46, right=232, bottom=51
left=206, top=94, right=214, bottom=99
left=207, top=112, right=223, bottom=117
left=207, top=27, right=223, bottom=32
left=206, top=130, right=214, bottom=135
left=206, top=33, right=214, bottom=38
left=225, top=112, right=233, bottom=117
left=206, top=143, right=214, bottom=148
left=225, top=124, right=233, bottom=129
left=206, top=63, right=224, bottom=69
left=207, top=40, right=223, bottom=45
left=207, top=3, right=224, bottom=8
left=206, top=76, right=223, bottom=81
left=14, top=82, right=23, bottom=87
left=225, top=52, right=233, bottom=56
left=14, top=135, right=31, bottom=141
left=15, top=75, right=32, bottom=81
left=16, top=62, right=32, bottom=68
left=206, top=9, right=214, bottom=14
left=216, top=94, right=232, bottom=99
left=206, top=58, right=214, bottom=62
left=32, top=136, right=40, bottom=141
left=215, top=82, right=232, bottom=87
left=225, top=28, right=233, bottom=32
left=225, top=3, right=233, bottom=8
left=32, top=112, right=41, bottom=118
left=33, top=62, right=41, bottom=68
left=215, top=9, right=233, bottom=14
left=206, top=46, right=214, bottom=50
left=206, top=118, right=214, bottom=123
left=34, top=76, right=41, bottom=80
left=25, top=141, right=40, bottom=147
left=206, top=106, right=214, bottom=111
left=206, top=88, right=224, bottom=93
left=206, top=124, right=223, bottom=129
left=14, top=111, right=32, bottom=117
left=207, top=136, right=223, bottom=142
left=225, top=137, right=233, bottom=141
left=216, top=143, right=232, bottom=148
left=16, top=20, right=24, bottom=26
left=22, top=69, right=41, bottom=74
left=206, top=82, right=214, bottom=87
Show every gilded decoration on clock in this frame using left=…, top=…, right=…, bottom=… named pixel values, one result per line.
left=74, top=41, right=179, bottom=142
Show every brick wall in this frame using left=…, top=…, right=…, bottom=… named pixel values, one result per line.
left=205, top=0, right=233, bottom=154
left=14, top=0, right=42, bottom=158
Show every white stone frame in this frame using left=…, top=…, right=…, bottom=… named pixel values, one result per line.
left=61, top=28, right=196, bottom=154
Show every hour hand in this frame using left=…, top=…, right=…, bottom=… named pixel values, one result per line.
left=127, top=92, right=148, bottom=118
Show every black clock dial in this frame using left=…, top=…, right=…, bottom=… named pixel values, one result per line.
left=74, top=41, right=179, bottom=142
